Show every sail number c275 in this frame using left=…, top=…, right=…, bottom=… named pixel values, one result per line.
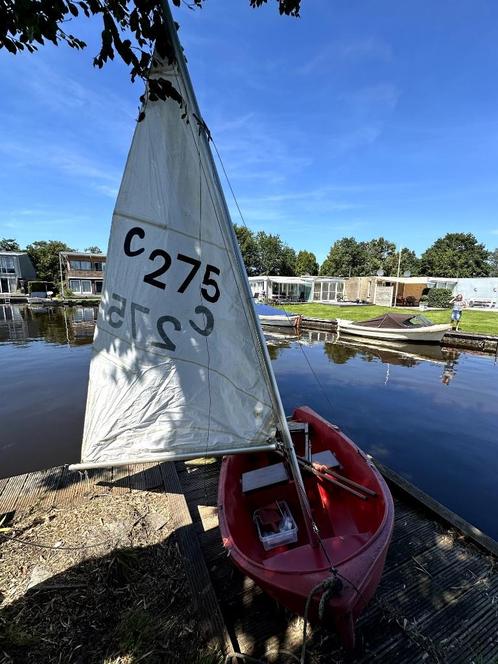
left=124, top=226, right=221, bottom=303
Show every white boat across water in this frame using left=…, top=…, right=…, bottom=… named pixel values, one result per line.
left=337, top=313, right=451, bottom=343
left=255, top=304, right=301, bottom=329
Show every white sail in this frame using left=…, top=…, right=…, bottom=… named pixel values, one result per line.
left=74, top=55, right=279, bottom=468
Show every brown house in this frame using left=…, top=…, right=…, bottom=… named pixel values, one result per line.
left=61, top=251, right=106, bottom=296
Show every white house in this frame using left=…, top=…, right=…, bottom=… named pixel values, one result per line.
left=248, top=275, right=346, bottom=303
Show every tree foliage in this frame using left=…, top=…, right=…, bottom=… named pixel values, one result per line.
left=0, top=238, right=21, bottom=251
left=363, top=237, right=396, bottom=276
left=295, top=250, right=318, bottom=275
left=1, top=0, right=301, bottom=117
left=233, top=225, right=260, bottom=275
left=384, top=247, right=420, bottom=277
left=233, top=226, right=297, bottom=276
left=319, top=237, right=368, bottom=276
left=419, top=233, right=490, bottom=277
left=488, top=248, right=498, bottom=277
left=255, top=231, right=296, bottom=276
left=26, top=240, right=75, bottom=284
left=85, top=245, right=103, bottom=254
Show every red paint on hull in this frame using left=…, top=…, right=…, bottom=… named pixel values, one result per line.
left=218, top=406, right=394, bottom=650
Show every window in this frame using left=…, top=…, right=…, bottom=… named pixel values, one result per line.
left=70, top=260, right=92, bottom=270
left=82, top=280, right=92, bottom=294
left=94, top=262, right=106, bottom=271
left=0, top=256, right=16, bottom=274
left=69, top=279, right=81, bottom=292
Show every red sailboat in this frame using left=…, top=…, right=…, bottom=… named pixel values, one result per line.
left=218, top=406, right=394, bottom=650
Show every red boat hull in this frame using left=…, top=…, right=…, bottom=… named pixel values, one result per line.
left=218, top=406, right=394, bottom=650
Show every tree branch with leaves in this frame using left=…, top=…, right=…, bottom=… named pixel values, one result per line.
left=1, top=0, right=302, bottom=119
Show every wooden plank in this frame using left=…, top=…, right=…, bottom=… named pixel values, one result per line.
left=127, top=464, right=150, bottom=491
left=0, top=473, right=29, bottom=513
left=140, top=463, right=163, bottom=491
left=110, top=464, right=131, bottom=495
left=373, top=458, right=498, bottom=557
left=14, top=468, right=62, bottom=512
left=159, top=462, right=233, bottom=655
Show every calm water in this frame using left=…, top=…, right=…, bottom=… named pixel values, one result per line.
left=1, top=304, right=497, bottom=539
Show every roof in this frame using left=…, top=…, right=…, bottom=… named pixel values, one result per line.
left=248, top=276, right=315, bottom=283
left=60, top=251, right=106, bottom=258
left=356, top=313, right=434, bottom=329
left=376, top=276, right=429, bottom=284
left=0, top=251, right=27, bottom=256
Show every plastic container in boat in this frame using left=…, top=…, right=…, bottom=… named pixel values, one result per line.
left=253, top=500, right=298, bottom=551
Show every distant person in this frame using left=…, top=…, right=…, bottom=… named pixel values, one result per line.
left=449, top=293, right=466, bottom=330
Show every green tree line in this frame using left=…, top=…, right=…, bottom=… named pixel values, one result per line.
left=232, top=229, right=497, bottom=278
left=1, top=232, right=497, bottom=282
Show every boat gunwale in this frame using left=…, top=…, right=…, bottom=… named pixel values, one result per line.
left=337, top=319, right=451, bottom=334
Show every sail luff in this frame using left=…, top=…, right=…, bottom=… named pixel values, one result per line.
left=162, top=0, right=318, bottom=544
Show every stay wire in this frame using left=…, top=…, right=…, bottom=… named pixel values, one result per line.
left=211, top=125, right=340, bottom=417
left=211, top=138, right=248, bottom=229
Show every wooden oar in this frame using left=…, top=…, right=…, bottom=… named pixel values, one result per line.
left=311, top=466, right=368, bottom=500
left=321, top=468, right=377, bottom=498
left=294, top=457, right=367, bottom=500
left=296, top=455, right=376, bottom=498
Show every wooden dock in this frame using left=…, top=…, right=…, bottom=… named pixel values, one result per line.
left=1, top=461, right=496, bottom=662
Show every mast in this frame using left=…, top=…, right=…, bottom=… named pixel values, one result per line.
left=161, top=0, right=318, bottom=545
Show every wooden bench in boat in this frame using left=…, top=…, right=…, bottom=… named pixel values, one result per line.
left=242, top=449, right=340, bottom=493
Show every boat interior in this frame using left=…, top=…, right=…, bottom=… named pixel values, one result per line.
left=221, top=408, right=388, bottom=570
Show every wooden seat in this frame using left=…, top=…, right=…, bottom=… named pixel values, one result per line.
left=242, top=463, right=289, bottom=493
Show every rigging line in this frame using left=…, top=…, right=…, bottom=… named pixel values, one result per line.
left=210, top=138, right=248, bottom=229
left=295, top=332, right=337, bottom=415
left=0, top=533, right=113, bottom=551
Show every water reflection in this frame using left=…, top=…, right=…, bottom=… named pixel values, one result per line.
left=0, top=304, right=97, bottom=347
left=263, top=326, right=462, bottom=383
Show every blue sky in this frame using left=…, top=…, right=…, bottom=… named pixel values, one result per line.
left=1, top=0, right=498, bottom=263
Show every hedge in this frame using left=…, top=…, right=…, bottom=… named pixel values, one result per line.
left=427, top=287, right=453, bottom=308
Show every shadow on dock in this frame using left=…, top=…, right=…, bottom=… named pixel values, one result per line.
left=0, top=461, right=497, bottom=662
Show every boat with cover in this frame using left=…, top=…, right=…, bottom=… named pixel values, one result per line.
left=337, top=312, right=450, bottom=343
left=255, top=303, right=301, bottom=328
left=68, top=2, right=393, bottom=651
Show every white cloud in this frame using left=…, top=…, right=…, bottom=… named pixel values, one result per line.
left=297, top=37, right=393, bottom=76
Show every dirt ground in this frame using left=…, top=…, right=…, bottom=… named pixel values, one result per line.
left=0, top=489, right=221, bottom=663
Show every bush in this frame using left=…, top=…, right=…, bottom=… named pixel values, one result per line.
left=427, top=287, right=453, bottom=308
left=420, top=294, right=429, bottom=303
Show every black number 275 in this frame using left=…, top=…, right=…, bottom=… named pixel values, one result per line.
left=123, top=226, right=221, bottom=304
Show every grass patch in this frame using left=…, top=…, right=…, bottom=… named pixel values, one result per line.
left=281, top=304, right=498, bottom=335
